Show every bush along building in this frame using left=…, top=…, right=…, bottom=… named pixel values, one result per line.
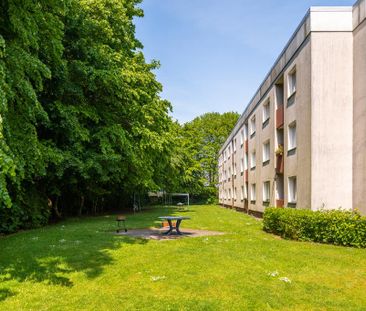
left=218, top=0, right=366, bottom=216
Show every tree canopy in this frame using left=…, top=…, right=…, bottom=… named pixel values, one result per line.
left=170, top=112, right=239, bottom=202
left=0, top=0, right=239, bottom=233
left=0, top=0, right=177, bottom=233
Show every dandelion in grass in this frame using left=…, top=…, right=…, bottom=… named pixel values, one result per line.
left=151, top=276, right=166, bottom=282
left=74, top=240, right=81, bottom=244
left=59, top=239, right=66, bottom=243
left=268, top=271, right=279, bottom=277
left=50, top=245, right=56, bottom=248
left=31, top=237, right=39, bottom=241
left=279, top=277, right=291, bottom=283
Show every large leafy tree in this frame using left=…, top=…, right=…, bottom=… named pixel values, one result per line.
left=171, top=112, right=239, bottom=200
left=0, top=0, right=175, bottom=233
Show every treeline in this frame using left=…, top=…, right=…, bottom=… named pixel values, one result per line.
left=0, top=0, right=238, bottom=233
left=171, top=112, right=239, bottom=202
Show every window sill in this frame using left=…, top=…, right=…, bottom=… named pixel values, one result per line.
left=262, top=160, right=270, bottom=166
left=240, top=172, right=243, bottom=176
left=250, top=200, right=256, bottom=204
left=287, top=92, right=296, bottom=107
left=262, top=118, right=269, bottom=129
left=250, top=132, right=256, bottom=139
left=250, top=166, right=256, bottom=171
left=287, top=202, right=297, bottom=208
left=287, top=148, right=296, bottom=156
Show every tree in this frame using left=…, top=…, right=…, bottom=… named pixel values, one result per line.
left=0, top=0, right=176, bottom=232
left=170, top=112, right=239, bottom=201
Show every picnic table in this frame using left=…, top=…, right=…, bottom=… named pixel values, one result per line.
left=158, top=216, right=190, bottom=235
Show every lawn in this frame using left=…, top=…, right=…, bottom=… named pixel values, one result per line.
left=1, top=205, right=366, bottom=311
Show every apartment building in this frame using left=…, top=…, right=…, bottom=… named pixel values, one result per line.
left=219, top=0, right=366, bottom=216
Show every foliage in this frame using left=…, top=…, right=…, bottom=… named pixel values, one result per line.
left=169, top=112, right=239, bottom=201
left=1, top=205, right=366, bottom=310
left=0, top=0, right=176, bottom=233
left=263, top=207, right=366, bottom=248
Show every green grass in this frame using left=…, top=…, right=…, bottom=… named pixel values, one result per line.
left=1, top=205, right=366, bottom=310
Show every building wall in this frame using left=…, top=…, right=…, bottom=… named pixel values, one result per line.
left=232, top=131, right=244, bottom=209
left=218, top=3, right=365, bottom=215
left=353, top=0, right=366, bottom=214
left=310, top=32, right=354, bottom=210
left=283, top=40, right=312, bottom=209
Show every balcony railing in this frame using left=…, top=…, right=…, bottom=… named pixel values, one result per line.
left=276, top=105, right=284, bottom=128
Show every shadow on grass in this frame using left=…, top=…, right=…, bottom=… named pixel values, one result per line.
left=0, top=288, right=15, bottom=302
left=0, top=206, right=178, bottom=301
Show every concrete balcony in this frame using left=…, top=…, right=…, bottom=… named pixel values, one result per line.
left=276, top=105, right=284, bottom=129
left=276, top=154, right=284, bottom=174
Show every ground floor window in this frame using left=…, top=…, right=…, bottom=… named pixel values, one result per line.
left=263, top=181, right=270, bottom=203
left=288, top=176, right=297, bottom=203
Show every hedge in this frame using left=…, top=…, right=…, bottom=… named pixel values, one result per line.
left=263, top=207, right=366, bottom=248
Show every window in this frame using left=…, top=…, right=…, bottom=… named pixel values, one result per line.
left=251, top=151, right=256, bottom=169
left=244, top=124, right=248, bottom=140
left=244, top=153, right=248, bottom=170
left=240, top=157, right=244, bottom=173
left=234, top=139, right=237, bottom=153
left=234, top=187, right=237, bottom=201
left=288, top=176, right=297, bottom=203
left=263, top=141, right=270, bottom=163
left=263, top=100, right=270, bottom=124
left=250, top=116, right=256, bottom=137
left=288, top=67, right=296, bottom=97
left=240, top=130, right=244, bottom=146
left=229, top=188, right=232, bottom=200
left=245, top=183, right=248, bottom=199
left=263, top=181, right=270, bottom=202
left=251, top=184, right=256, bottom=202
left=228, top=146, right=231, bottom=158
left=241, top=186, right=244, bottom=201
left=224, top=151, right=226, bottom=162
left=288, top=122, right=297, bottom=151
left=234, top=163, right=237, bottom=177
left=228, top=167, right=231, bottom=179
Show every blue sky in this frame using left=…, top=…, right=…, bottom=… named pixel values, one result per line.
left=135, top=0, right=354, bottom=123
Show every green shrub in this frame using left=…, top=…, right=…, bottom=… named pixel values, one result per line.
left=263, top=207, right=366, bottom=248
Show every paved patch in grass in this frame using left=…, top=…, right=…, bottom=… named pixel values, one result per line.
left=115, top=227, right=225, bottom=240
left=0, top=205, right=366, bottom=310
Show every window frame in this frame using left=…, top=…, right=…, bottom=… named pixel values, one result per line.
left=288, top=176, right=297, bottom=204
left=288, top=67, right=297, bottom=98
left=250, top=116, right=256, bottom=137
left=263, top=181, right=270, bottom=203
left=262, top=100, right=270, bottom=124
left=288, top=121, right=297, bottom=151
left=262, top=140, right=270, bottom=164
left=250, top=151, right=256, bottom=169
left=250, top=183, right=256, bottom=202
